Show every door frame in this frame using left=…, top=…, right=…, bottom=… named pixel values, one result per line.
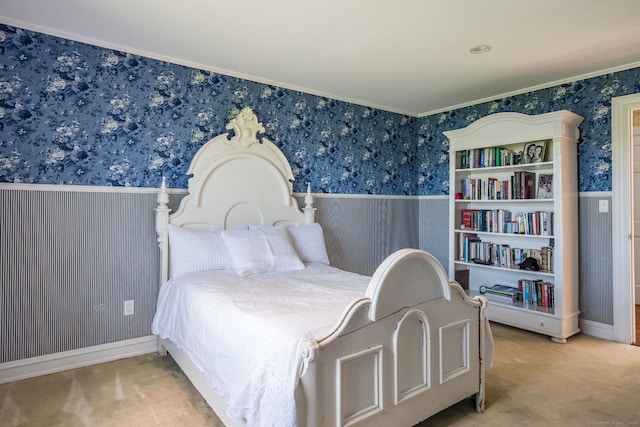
left=611, top=93, right=640, bottom=344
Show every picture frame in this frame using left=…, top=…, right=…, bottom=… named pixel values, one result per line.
left=537, top=174, right=553, bottom=199
left=523, top=140, right=547, bottom=164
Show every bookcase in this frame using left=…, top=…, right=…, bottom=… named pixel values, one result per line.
left=444, top=111, right=584, bottom=343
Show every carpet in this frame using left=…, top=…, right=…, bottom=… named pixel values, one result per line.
left=1, top=323, right=639, bottom=426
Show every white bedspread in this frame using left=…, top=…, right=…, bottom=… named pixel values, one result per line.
left=151, top=263, right=371, bottom=427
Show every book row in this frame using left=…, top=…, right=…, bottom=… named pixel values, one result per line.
left=458, top=234, right=553, bottom=272
left=460, top=209, right=554, bottom=236
left=481, top=280, right=555, bottom=309
left=518, top=279, right=555, bottom=308
left=458, top=147, right=522, bottom=169
left=459, top=171, right=552, bottom=200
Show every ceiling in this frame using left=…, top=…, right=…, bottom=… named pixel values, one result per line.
left=2, top=0, right=640, bottom=117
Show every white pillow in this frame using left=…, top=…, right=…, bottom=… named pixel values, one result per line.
left=286, top=223, right=330, bottom=264
left=167, top=224, right=232, bottom=278
left=221, top=227, right=304, bottom=276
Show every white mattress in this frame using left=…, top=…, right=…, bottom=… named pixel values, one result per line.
left=151, top=263, right=371, bottom=427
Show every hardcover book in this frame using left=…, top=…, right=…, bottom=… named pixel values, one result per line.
left=523, top=171, right=536, bottom=199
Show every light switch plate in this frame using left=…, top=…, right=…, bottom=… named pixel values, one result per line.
left=598, top=199, right=609, bottom=213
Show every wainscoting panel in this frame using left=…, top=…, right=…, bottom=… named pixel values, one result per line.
left=311, top=196, right=419, bottom=276
left=578, top=194, right=613, bottom=325
left=0, top=187, right=614, bottom=366
left=0, top=188, right=160, bottom=363
left=418, top=196, right=449, bottom=272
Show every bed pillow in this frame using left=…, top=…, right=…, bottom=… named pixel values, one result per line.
left=167, top=224, right=232, bottom=278
left=285, top=223, right=330, bottom=265
left=221, top=227, right=305, bottom=276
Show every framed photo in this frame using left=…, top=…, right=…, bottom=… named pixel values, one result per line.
left=523, top=140, right=547, bottom=163
left=537, top=174, right=553, bottom=199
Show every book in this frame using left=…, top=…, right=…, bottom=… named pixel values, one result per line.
left=484, top=292, right=516, bottom=305
left=522, top=171, right=536, bottom=199
left=483, top=284, right=519, bottom=302
left=462, top=235, right=482, bottom=261
left=486, top=284, right=519, bottom=294
left=461, top=209, right=474, bottom=229
left=455, top=270, right=469, bottom=290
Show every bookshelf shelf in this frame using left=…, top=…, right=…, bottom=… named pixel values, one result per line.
left=455, top=199, right=553, bottom=203
left=455, top=229, right=555, bottom=239
left=468, top=290, right=555, bottom=315
left=445, top=111, right=584, bottom=343
left=455, top=160, right=553, bottom=174
left=453, top=260, right=555, bottom=277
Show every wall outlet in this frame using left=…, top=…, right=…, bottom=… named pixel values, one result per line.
left=124, top=300, right=134, bottom=316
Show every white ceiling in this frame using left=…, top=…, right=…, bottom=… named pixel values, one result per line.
left=2, top=0, right=640, bottom=117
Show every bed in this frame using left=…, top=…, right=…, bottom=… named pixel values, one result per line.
left=152, top=107, right=492, bottom=427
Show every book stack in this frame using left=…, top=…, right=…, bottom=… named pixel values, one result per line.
left=481, top=284, right=519, bottom=305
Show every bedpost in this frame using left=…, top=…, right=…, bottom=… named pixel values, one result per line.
left=475, top=296, right=489, bottom=413
left=155, top=177, right=171, bottom=285
left=302, top=182, right=316, bottom=224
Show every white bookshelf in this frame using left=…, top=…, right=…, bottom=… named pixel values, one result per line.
left=444, top=111, right=584, bottom=343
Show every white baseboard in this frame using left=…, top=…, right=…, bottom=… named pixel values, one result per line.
left=0, top=335, right=158, bottom=384
left=579, top=319, right=615, bottom=341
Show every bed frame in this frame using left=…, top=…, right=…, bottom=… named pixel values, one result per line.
left=155, top=107, right=489, bottom=426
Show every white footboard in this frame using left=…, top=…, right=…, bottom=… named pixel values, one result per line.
left=299, top=249, right=488, bottom=427
left=159, top=249, right=489, bottom=427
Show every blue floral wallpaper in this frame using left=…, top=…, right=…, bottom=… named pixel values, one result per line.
left=417, top=72, right=640, bottom=194
left=1, top=24, right=639, bottom=195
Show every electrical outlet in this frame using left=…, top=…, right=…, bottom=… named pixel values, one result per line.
left=124, top=300, right=134, bottom=316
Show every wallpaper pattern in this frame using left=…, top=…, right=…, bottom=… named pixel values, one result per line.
left=1, top=24, right=639, bottom=195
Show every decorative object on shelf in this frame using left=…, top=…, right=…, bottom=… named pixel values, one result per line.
left=523, top=140, right=547, bottom=163
left=537, top=174, right=553, bottom=199
left=518, top=257, right=540, bottom=271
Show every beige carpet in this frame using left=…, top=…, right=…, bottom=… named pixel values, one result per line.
left=1, top=323, right=639, bottom=426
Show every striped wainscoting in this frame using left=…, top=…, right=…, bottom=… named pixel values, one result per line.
left=1, top=186, right=422, bottom=370
left=0, top=186, right=161, bottom=364
left=0, top=185, right=615, bottom=380
left=418, top=196, right=449, bottom=272
left=578, top=193, right=614, bottom=326
left=310, top=195, right=419, bottom=276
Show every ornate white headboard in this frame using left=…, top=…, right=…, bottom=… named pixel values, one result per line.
left=155, top=107, right=316, bottom=284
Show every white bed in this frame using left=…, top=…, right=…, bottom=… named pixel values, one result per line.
left=152, top=107, right=492, bottom=427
